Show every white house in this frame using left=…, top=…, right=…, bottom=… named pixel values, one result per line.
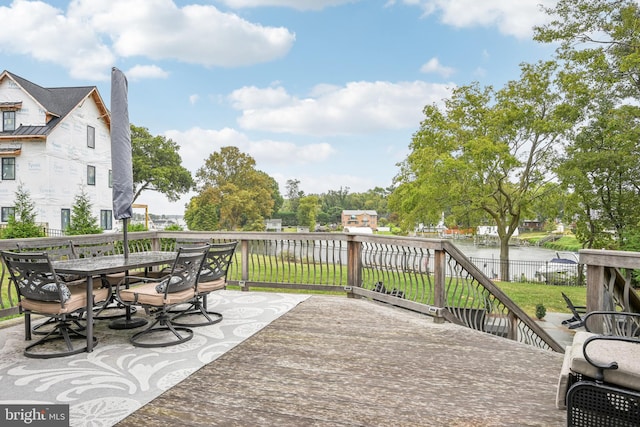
left=0, top=71, right=113, bottom=231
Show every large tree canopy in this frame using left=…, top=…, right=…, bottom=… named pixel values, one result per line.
left=131, top=125, right=194, bottom=203
left=390, top=61, right=576, bottom=279
left=536, top=0, right=640, bottom=250
left=186, top=146, right=277, bottom=231
left=535, top=0, right=640, bottom=99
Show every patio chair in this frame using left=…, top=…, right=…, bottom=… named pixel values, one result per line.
left=16, top=241, right=85, bottom=336
left=71, top=241, right=141, bottom=320
left=116, top=245, right=210, bottom=348
left=561, top=292, right=586, bottom=329
left=171, top=241, right=237, bottom=327
left=556, top=311, right=640, bottom=426
left=1, top=250, right=110, bottom=358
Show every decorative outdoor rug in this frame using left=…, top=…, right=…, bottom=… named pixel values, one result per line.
left=0, top=291, right=309, bottom=426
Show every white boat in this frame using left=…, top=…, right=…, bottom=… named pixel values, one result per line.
left=535, top=252, right=579, bottom=285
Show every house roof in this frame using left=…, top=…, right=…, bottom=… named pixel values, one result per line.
left=0, top=70, right=110, bottom=140
left=342, top=210, right=377, bottom=216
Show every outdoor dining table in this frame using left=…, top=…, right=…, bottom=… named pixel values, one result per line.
left=52, top=251, right=178, bottom=353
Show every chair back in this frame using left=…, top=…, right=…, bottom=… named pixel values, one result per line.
left=158, top=245, right=210, bottom=295
left=16, top=241, right=74, bottom=261
left=200, top=241, right=237, bottom=283
left=584, top=311, right=640, bottom=337
left=1, top=250, right=70, bottom=304
left=72, top=241, right=117, bottom=258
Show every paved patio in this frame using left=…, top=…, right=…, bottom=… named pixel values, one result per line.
left=116, top=295, right=567, bottom=426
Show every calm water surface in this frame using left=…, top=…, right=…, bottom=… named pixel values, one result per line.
left=451, top=239, right=575, bottom=262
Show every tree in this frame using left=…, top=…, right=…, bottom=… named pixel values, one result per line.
left=66, top=188, right=103, bottom=235
left=3, top=183, right=44, bottom=238
left=391, top=61, right=575, bottom=280
left=184, top=187, right=220, bottom=231
left=298, top=195, right=320, bottom=230
left=558, top=101, right=640, bottom=249
left=536, top=0, right=640, bottom=249
left=285, top=179, right=304, bottom=214
left=185, top=146, right=276, bottom=230
left=131, top=125, right=194, bottom=203
left=535, top=0, right=640, bottom=101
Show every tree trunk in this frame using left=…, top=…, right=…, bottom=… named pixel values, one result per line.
left=499, top=236, right=510, bottom=282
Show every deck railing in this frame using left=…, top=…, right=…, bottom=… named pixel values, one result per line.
left=0, top=231, right=573, bottom=352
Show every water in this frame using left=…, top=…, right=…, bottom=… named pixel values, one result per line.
left=451, top=240, right=573, bottom=262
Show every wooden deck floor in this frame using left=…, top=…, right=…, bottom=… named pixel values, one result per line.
left=116, top=295, right=566, bottom=426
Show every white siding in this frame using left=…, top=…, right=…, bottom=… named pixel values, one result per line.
left=0, top=78, right=112, bottom=231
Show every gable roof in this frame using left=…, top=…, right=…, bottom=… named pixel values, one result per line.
left=0, top=70, right=110, bottom=140
left=342, top=210, right=377, bottom=216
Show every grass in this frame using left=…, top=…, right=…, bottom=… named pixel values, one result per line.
left=495, top=280, right=585, bottom=315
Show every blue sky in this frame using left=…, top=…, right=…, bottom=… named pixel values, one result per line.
left=0, top=0, right=557, bottom=215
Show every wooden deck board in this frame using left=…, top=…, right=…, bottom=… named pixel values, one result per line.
left=116, top=295, right=566, bottom=426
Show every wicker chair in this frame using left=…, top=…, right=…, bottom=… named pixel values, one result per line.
left=557, top=311, right=640, bottom=426
left=171, top=241, right=237, bottom=327
left=116, top=245, right=209, bottom=348
left=1, top=250, right=110, bottom=358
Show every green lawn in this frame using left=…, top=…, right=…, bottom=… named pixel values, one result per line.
left=495, top=280, right=584, bottom=315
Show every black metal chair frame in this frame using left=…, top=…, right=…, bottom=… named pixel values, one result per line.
left=171, top=241, right=237, bottom=328
left=71, top=241, right=139, bottom=321
left=116, top=245, right=210, bottom=348
left=15, top=241, right=85, bottom=337
left=1, top=250, right=109, bottom=359
left=565, top=311, right=640, bottom=426
left=561, top=292, right=587, bottom=329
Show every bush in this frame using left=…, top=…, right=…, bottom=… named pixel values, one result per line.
left=535, top=303, right=546, bottom=320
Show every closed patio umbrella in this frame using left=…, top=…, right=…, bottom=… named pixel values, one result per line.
left=110, top=67, right=146, bottom=329
left=110, top=67, right=133, bottom=259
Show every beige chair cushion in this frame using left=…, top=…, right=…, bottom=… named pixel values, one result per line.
left=197, top=278, right=226, bottom=294
left=119, top=281, right=195, bottom=306
left=568, top=331, right=640, bottom=391
left=556, top=345, right=572, bottom=409
left=21, top=283, right=109, bottom=315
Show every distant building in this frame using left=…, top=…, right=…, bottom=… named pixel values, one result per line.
left=0, top=70, right=112, bottom=231
left=265, top=218, right=282, bottom=232
left=341, top=210, right=377, bottom=230
left=521, top=219, right=543, bottom=232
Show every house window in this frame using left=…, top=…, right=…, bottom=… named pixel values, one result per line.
left=87, top=165, right=96, bottom=185
left=108, top=170, right=112, bottom=188
left=2, top=157, right=15, bottom=180
left=61, top=208, right=70, bottom=231
left=100, top=210, right=112, bottom=230
left=87, top=125, right=95, bottom=148
left=1, top=207, right=14, bottom=222
left=3, top=111, right=15, bottom=132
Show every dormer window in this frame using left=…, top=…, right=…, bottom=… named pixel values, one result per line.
left=3, top=111, right=15, bottom=132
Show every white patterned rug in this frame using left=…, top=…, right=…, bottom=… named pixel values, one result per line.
left=0, top=291, right=309, bottom=426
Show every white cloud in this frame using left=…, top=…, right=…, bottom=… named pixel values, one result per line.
left=230, top=80, right=453, bottom=136
left=189, top=94, right=199, bottom=105
left=0, top=0, right=114, bottom=80
left=164, top=127, right=335, bottom=174
left=217, top=0, right=357, bottom=11
left=126, top=64, right=170, bottom=80
left=403, top=0, right=556, bottom=39
left=0, top=0, right=295, bottom=80
left=420, top=57, right=455, bottom=78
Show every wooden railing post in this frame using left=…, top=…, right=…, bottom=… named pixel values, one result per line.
left=240, top=239, right=249, bottom=291
left=347, top=237, right=362, bottom=295
left=150, top=234, right=161, bottom=252
left=433, top=248, right=446, bottom=323
left=586, top=264, right=605, bottom=313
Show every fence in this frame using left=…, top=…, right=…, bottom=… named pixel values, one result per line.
left=0, top=231, right=570, bottom=352
left=469, top=256, right=584, bottom=286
